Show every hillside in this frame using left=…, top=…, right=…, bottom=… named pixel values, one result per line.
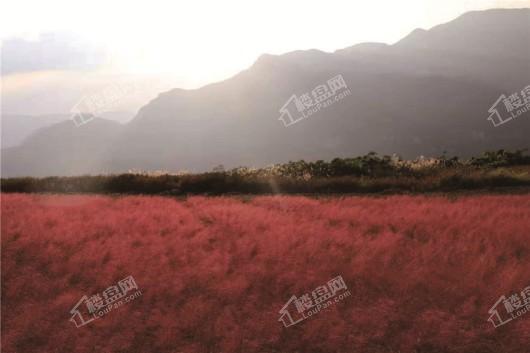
left=2, top=9, right=530, bottom=177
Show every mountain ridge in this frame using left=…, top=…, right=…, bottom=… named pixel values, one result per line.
left=3, top=8, right=530, bottom=177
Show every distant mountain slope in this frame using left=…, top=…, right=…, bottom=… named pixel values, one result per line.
left=1, top=114, right=69, bottom=148
left=1, top=112, right=133, bottom=149
left=394, top=8, right=530, bottom=57
left=2, top=8, right=530, bottom=177
left=2, top=119, right=123, bottom=176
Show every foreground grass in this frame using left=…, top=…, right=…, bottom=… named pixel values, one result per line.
left=2, top=193, right=529, bottom=353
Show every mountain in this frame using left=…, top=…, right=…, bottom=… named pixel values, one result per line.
left=0, top=112, right=133, bottom=149
left=1, top=114, right=70, bottom=148
left=2, top=118, right=123, bottom=176
left=2, top=8, right=530, bottom=177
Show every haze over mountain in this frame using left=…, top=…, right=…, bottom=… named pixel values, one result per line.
left=0, top=112, right=135, bottom=149
left=1, top=114, right=70, bottom=148
left=2, top=8, right=530, bottom=177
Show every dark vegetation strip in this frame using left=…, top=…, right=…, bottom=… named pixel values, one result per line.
left=2, top=150, right=530, bottom=195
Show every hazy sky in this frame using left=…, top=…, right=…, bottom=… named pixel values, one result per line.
left=1, top=0, right=529, bottom=87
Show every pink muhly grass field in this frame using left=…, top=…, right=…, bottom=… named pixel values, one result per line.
left=1, top=193, right=529, bottom=353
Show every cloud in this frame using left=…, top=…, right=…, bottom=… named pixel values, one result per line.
left=1, top=32, right=108, bottom=76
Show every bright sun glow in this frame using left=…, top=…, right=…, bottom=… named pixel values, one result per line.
left=3, top=0, right=527, bottom=86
